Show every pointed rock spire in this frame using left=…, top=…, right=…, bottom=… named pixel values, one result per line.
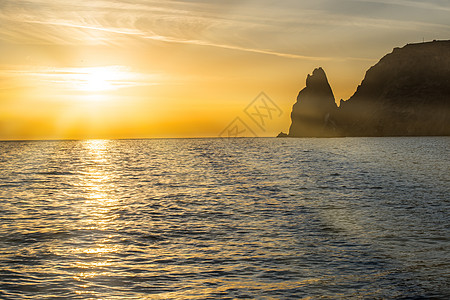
left=288, top=67, right=338, bottom=137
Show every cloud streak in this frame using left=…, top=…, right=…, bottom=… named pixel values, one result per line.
left=0, top=0, right=449, bottom=62
left=21, top=18, right=379, bottom=61
left=142, top=34, right=375, bottom=61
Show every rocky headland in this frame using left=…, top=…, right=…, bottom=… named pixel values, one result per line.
left=281, top=40, right=450, bottom=137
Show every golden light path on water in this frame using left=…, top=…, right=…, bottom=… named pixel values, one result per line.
left=71, top=140, right=121, bottom=296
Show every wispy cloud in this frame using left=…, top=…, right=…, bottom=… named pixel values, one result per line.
left=0, top=0, right=449, bottom=62
left=18, top=17, right=379, bottom=61
left=357, top=0, right=450, bottom=12
left=142, top=34, right=376, bottom=61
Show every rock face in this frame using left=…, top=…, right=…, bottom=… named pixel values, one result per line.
left=287, top=40, right=450, bottom=137
left=288, top=67, right=338, bottom=137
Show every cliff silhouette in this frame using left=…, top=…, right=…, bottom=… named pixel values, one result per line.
left=283, top=40, right=450, bottom=137
left=288, top=68, right=338, bottom=137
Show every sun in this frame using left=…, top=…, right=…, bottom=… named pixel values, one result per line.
left=84, top=69, right=114, bottom=92
left=72, top=66, right=131, bottom=92
left=78, top=67, right=118, bottom=92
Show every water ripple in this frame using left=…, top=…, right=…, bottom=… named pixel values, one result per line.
left=0, top=137, right=449, bottom=299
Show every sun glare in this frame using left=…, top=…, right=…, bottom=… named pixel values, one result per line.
left=75, top=67, right=125, bottom=92
left=65, top=66, right=147, bottom=93
left=20, top=65, right=156, bottom=101
left=84, top=69, right=113, bottom=91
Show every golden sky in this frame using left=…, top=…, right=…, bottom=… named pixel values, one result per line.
left=1, top=0, right=449, bottom=139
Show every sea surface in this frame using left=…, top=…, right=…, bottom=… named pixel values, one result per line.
left=0, top=137, right=449, bottom=299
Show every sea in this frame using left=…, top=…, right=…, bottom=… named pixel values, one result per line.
left=0, top=137, right=449, bottom=299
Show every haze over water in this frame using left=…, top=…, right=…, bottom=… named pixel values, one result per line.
left=0, top=137, right=449, bottom=299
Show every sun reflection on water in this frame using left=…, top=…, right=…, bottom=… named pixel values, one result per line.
left=71, top=139, right=122, bottom=286
left=84, top=139, right=109, bottom=163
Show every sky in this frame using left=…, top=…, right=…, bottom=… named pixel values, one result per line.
left=0, top=0, right=449, bottom=140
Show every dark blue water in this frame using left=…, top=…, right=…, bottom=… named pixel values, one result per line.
left=0, top=137, right=449, bottom=299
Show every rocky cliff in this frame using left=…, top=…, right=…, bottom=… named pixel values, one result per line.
left=285, top=40, right=450, bottom=137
